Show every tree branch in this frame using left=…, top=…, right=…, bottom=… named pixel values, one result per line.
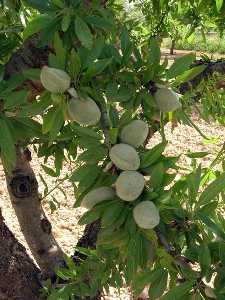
left=154, top=227, right=194, bottom=272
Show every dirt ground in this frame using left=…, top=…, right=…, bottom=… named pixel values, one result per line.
left=1, top=110, right=225, bottom=299
left=161, top=48, right=225, bottom=60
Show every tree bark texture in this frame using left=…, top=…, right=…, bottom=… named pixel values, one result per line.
left=5, top=147, right=65, bottom=279
left=0, top=209, right=43, bottom=300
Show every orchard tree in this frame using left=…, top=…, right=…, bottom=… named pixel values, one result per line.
left=1, top=1, right=225, bottom=300
left=123, top=0, right=225, bottom=54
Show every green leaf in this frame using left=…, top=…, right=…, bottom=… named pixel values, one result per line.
left=198, top=172, right=225, bottom=206
left=23, top=0, right=51, bottom=12
left=120, top=27, right=132, bottom=58
left=174, top=64, right=207, bottom=86
left=61, top=13, right=71, bottom=32
left=198, top=214, right=225, bottom=240
left=216, top=0, right=223, bottom=11
left=187, top=151, right=208, bottom=158
left=41, top=165, right=57, bottom=177
left=198, top=244, right=211, bottom=275
left=186, top=165, right=201, bottom=204
left=0, top=118, right=16, bottom=172
left=140, top=142, right=167, bottom=168
left=148, top=269, right=168, bottom=300
left=97, top=228, right=128, bottom=247
left=42, top=108, right=56, bottom=134
left=83, top=38, right=104, bottom=69
left=71, top=124, right=102, bottom=139
left=197, top=201, right=218, bottom=215
left=22, top=68, right=41, bottom=81
left=109, top=128, right=119, bottom=144
left=52, top=0, right=64, bottom=9
left=23, top=14, right=51, bottom=39
left=85, top=58, right=112, bottom=79
left=53, top=32, right=66, bottom=69
left=42, top=107, right=64, bottom=143
left=148, top=38, right=161, bottom=66
left=70, top=164, right=101, bottom=183
left=75, top=17, right=93, bottom=49
left=78, top=209, right=101, bottom=226
left=4, top=90, right=28, bottom=109
left=72, top=165, right=101, bottom=207
left=68, top=49, right=81, bottom=81
left=101, top=202, right=124, bottom=228
left=161, top=281, right=194, bottom=299
left=78, top=146, right=107, bottom=164
left=85, top=16, right=113, bottom=31
left=148, top=162, right=164, bottom=190
left=21, top=91, right=51, bottom=117
left=166, top=53, right=196, bottom=79
left=133, top=268, right=165, bottom=296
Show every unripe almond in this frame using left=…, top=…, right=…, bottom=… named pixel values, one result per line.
left=67, top=97, right=101, bottom=126
left=40, top=66, right=71, bottom=93
left=115, top=171, right=145, bottom=201
left=120, top=120, right=149, bottom=148
left=81, top=186, right=115, bottom=210
left=154, top=87, right=181, bottom=112
left=133, top=201, right=160, bottom=229
left=109, top=143, right=140, bottom=171
left=204, top=287, right=216, bottom=299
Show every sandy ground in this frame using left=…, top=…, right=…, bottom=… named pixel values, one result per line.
left=1, top=111, right=225, bottom=299
left=161, top=48, right=225, bottom=60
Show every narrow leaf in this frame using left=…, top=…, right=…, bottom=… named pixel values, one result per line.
left=174, top=64, right=206, bottom=85
left=140, top=142, right=167, bottom=168
left=216, top=0, right=223, bottom=11
left=23, top=14, right=51, bottom=39
left=198, top=172, right=225, bottom=206
left=75, top=17, right=93, bottom=49
left=167, top=53, right=196, bottom=79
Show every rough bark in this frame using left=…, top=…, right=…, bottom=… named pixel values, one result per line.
left=5, top=147, right=65, bottom=279
left=0, top=209, right=43, bottom=300
left=4, top=36, right=49, bottom=80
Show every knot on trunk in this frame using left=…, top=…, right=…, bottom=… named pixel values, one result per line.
left=41, top=218, right=52, bottom=234
left=10, top=175, right=38, bottom=198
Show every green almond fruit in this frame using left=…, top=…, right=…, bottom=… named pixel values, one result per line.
left=109, top=143, right=140, bottom=171
left=81, top=186, right=116, bottom=210
left=204, top=287, right=216, bottom=299
left=133, top=201, right=160, bottom=229
left=67, top=97, right=101, bottom=126
left=120, top=120, right=149, bottom=148
left=115, top=170, right=145, bottom=201
left=154, top=87, right=181, bottom=112
left=40, top=66, right=71, bottom=94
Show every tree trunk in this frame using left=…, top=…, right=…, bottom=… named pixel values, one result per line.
left=5, top=147, right=65, bottom=279
left=170, top=39, right=175, bottom=55
left=0, top=209, right=43, bottom=300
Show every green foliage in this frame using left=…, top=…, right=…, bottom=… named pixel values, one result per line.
left=182, top=72, right=225, bottom=125
left=1, top=1, right=225, bottom=299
